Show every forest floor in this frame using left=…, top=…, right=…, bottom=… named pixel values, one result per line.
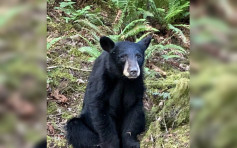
left=47, top=1, right=190, bottom=148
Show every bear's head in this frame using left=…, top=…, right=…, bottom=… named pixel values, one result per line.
left=100, top=36, right=152, bottom=79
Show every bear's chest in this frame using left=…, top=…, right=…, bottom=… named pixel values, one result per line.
left=107, top=80, right=141, bottom=118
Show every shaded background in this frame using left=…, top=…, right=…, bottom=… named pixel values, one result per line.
left=0, top=0, right=46, bottom=148
left=191, top=0, right=237, bottom=147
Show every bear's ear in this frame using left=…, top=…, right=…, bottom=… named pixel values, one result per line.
left=137, top=35, right=152, bottom=51
left=100, top=36, right=115, bottom=52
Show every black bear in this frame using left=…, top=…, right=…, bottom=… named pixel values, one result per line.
left=66, top=36, right=152, bottom=148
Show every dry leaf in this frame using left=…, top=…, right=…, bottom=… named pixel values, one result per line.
left=47, top=123, right=55, bottom=135
left=58, top=94, right=68, bottom=103
left=51, top=89, right=69, bottom=103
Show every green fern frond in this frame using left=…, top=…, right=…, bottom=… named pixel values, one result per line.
left=82, top=28, right=100, bottom=42
left=112, top=0, right=128, bottom=8
left=113, top=3, right=128, bottom=33
left=162, top=55, right=180, bottom=60
left=146, top=44, right=163, bottom=58
left=108, top=35, right=120, bottom=42
left=137, top=8, right=154, bottom=19
left=146, top=43, right=186, bottom=59
left=86, top=13, right=104, bottom=25
left=165, top=1, right=190, bottom=24
left=159, top=44, right=186, bottom=53
left=76, top=34, right=94, bottom=47
left=121, top=25, right=158, bottom=39
left=148, top=0, right=165, bottom=23
left=47, top=36, right=64, bottom=50
left=120, top=19, right=146, bottom=35
left=78, top=46, right=101, bottom=61
left=136, top=32, right=152, bottom=42
left=75, top=19, right=101, bottom=34
left=168, top=24, right=187, bottom=44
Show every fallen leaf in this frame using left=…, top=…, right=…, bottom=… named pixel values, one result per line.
left=47, top=123, right=55, bottom=135
left=51, top=89, right=69, bottom=103
left=58, top=94, right=68, bottom=103
left=77, top=79, right=85, bottom=84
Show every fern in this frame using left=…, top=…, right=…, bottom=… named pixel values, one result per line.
left=146, top=43, right=186, bottom=59
left=47, top=37, right=63, bottom=50
left=83, top=28, right=100, bottom=42
left=76, top=34, right=94, bottom=47
left=78, top=46, right=101, bottom=61
left=138, top=0, right=190, bottom=27
left=162, top=55, right=180, bottom=60
left=120, top=19, right=147, bottom=35
left=159, top=44, right=186, bottom=53
left=168, top=24, right=187, bottom=44
left=111, top=0, right=128, bottom=8
left=55, top=3, right=90, bottom=21
left=121, top=25, right=158, bottom=39
left=75, top=19, right=101, bottom=34
left=165, top=0, right=190, bottom=24
left=113, top=2, right=128, bottom=33
left=148, top=0, right=166, bottom=24
left=137, top=8, right=154, bottom=19
left=136, top=32, right=152, bottom=42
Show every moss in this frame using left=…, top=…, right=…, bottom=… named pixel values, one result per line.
left=160, top=76, right=190, bottom=127
left=47, top=68, right=78, bottom=90
left=47, top=135, right=69, bottom=148
left=145, top=105, right=160, bottom=128
left=145, top=71, right=189, bottom=100
left=145, top=70, right=190, bottom=128
left=47, top=101, right=58, bottom=115
left=62, top=112, right=74, bottom=120
left=141, top=123, right=189, bottom=148
left=48, top=20, right=74, bottom=34
left=141, top=120, right=162, bottom=148
left=162, top=125, right=189, bottom=148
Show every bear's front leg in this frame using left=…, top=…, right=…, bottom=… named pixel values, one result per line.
left=86, top=77, right=120, bottom=148
left=89, top=103, right=120, bottom=148
left=121, top=101, right=145, bottom=148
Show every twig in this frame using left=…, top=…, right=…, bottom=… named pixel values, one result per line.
left=47, top=65, right=91, bottom=72
left=113, top=10, right=122, bottom=25
left=167, top=60, right=186, bottom=71
left=161, top=143, right=165, bottom=148
left=150, top=63, right=167, bottom=76
left=162, top=101, right=169, bottom=133
left=171, top=108, right=183, bottom=129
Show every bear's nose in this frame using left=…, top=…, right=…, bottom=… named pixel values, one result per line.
left=129, top=69, right=138, bottom=76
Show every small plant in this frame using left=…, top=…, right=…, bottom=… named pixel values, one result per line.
left=146, top=43, right=186, bottom=60
left=55, top=0, right=102, bottom=25
left=110, top=18, right=158, bottom=42
left=165, top=0, right=190, bottom=24
left=168, top=24, right=188, bottom=44
left=77, top=34, right=101, bottom=62
left=144, top=0, right=190, bottom=27
left=47, top=36, right=64, bottom=50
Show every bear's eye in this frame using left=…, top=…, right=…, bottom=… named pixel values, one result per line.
left=119, top=55, right=126, bottom=61
left=136, top=54, right=142, bottom=59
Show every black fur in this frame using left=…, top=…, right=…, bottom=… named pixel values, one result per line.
left=66, top=36, right=152, bottom=148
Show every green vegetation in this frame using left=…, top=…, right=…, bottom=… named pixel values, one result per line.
left=47, top=0, right=190, bottom=147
